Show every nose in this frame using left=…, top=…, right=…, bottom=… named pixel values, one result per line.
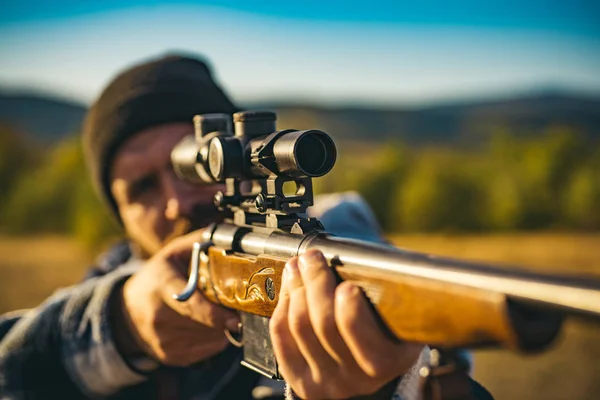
left=163, top=175, right=195, bottom=221
left=165, top=197, right=184, bottom=221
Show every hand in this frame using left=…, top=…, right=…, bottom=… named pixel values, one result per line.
left=114, top=230, right=240, bottom=366
left=270, top=249, right=423, bottom=399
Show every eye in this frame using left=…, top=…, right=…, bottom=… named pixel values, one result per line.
left=128, top=174, right=158, bottom=200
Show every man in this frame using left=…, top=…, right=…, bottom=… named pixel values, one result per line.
left=0, top=54, right=491, bottom=400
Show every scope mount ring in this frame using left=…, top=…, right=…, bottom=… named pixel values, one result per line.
left=172, top=241, right=213, bottom=302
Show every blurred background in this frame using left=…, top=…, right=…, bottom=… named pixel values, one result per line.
left=1, top=1, right=599, bottom=399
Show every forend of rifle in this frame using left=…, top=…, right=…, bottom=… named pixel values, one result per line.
left=197, top=223, right=600, bottom=353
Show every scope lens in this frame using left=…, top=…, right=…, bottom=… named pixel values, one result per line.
left=270, top=130, right=336, bottom=178
left=294, top=131, right=336, bottom=177
left=295, top=134, right=326, bottom=175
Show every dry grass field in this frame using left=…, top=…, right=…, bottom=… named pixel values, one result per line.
left=0, top=233, right=599, bottom=399
left=0, top=235, right=93, bottom=313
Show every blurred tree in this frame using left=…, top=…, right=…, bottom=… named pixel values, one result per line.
left=354, top=143, right=407, bottom=231
left=563, top=164, right=600, bottom=229
left=315, top=129, right=599, bottom=233
left=518, top=127, right=587, bottom=228
left=3, top=125, right=597, bottom=242
left=0, top=125, right=42, bottom=212
left=483, top=132, right=527, bottom=230
left=1, top=135, right=121, bottom=249
left=394, top=151, right=482, bottom=232
left=483, top=173, right=525, bottom=230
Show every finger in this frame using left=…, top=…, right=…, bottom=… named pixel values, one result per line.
left=286, top=280, right=338, bottom=381
left=335, top=281, right=422, bottom=380
left=270, top=261, right=310, bottom=382
left=285, top=257, right=305, bottom=291
left=298, top=250, right=358, bottom=367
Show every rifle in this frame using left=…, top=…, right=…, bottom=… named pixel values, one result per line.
left=170, top=111, right=600, bottom=394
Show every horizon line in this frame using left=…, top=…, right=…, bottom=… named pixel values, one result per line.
left=2, top=81, right=600, bottom=111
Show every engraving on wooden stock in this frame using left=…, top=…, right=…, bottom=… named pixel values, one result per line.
left=201, top=247, right=287, bottom=317
left=215, top=267, right=275, bottom=306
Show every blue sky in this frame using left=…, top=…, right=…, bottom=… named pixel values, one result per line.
left=1, top=1, right=599, bottom=105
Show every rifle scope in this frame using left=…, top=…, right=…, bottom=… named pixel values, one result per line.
left=171, top=111, right=337, bottom=183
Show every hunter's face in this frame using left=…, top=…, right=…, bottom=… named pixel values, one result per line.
left=110, top=123, right=224, bottom=257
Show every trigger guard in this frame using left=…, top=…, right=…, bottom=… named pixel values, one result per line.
left=172, top=241, right=213, bottom=302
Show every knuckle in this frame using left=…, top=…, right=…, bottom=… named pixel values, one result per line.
left=334, top=286, right=360, bottom=322
left=288, top=307, right=312, bottom=337
left=307, top=368, right=328, bottom=387
left=361, top=358, right=388, bottom=378
left=304, top=263, right=328, bottom=282
left=303, top=248, right=324, bottom=260
left=300, top=252, right=328, bottom=278
left=293, top=380, right=317, bottom=400
left=269, top=313, right=286, bottom=338
left=292, top=386, right=308, bottom=400
left=314, top=312, right=339, bottom=341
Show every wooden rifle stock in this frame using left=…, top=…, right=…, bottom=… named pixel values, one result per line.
left=193, top=225, right=600, bottom=354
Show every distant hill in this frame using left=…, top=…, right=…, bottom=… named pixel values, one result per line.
left=269, top=92, right=600, bottom=146
left=1, top=89, right=599, bottom=146
left=0, top=92, right=87, bottom=142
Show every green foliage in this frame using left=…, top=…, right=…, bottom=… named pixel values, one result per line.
left=1, top=135, right=121, bottom=249
left=563, top=165, right=600, bottom=229
left=0, top=126, right=42, bottom=209
left=354, top=144, right=407, bottom=231
left=394, top=151, right=483, bottom=232
left=2, top=125, right=599, bottom=241
left=319, top=127, right=600, bottom=232
left=482, top=172, right=526, bottom=230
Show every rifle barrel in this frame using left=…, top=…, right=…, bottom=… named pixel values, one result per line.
left=217, top=225, right=600, bottom=319
left=305, top=235, right=600, bottom=319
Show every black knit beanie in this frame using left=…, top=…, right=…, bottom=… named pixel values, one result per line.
left=82, top=53, right=238, bottom=222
